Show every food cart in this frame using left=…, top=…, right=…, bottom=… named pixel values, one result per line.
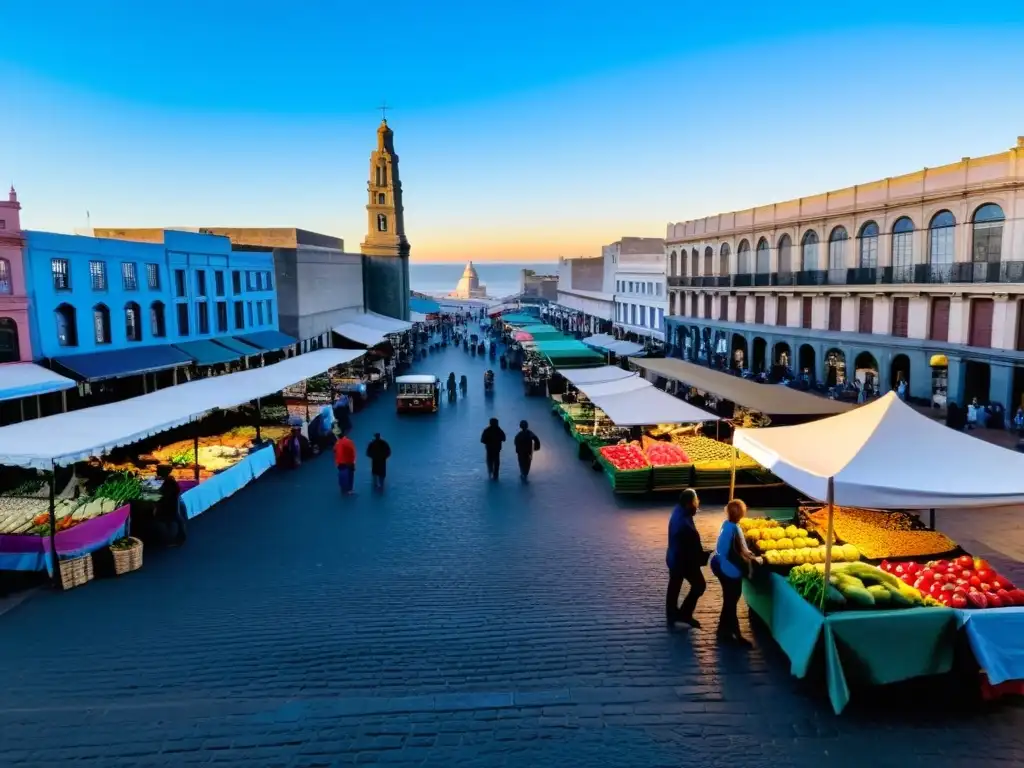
left=396, top=375, right=439, bottom=414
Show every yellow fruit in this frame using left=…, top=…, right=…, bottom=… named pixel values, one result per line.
left=793, top=552, right=806, bottom=565
left=778, top=538, right=793, bottom=549
left=781, top=552, right=794, bottom=565
left=842, top=544, right=860, bottom=562
left=785, top=525, right=799, bottom=538
left=796, top=528, right=808, bottom=538
left=749, top=529, right=762, bottom=541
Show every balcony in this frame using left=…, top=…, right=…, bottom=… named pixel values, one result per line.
left=667, top=276, right=688, bottom=288
left=708, top=276, right=731, bottom=288
left=949, top=260, right=1024, bottom=284
left=733, top=274, right=753, bottom=287
left=846, top=267, right=881, bottom=285
left=774, top=271, right=797, bottom=286
left=796, top=270, right=827, bottom=286
left=913, top=263, right=955, bottom=284
left=754, top=272, right=771, bottom=286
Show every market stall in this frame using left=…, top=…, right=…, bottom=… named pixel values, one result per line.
left=0, top=349, right=364, bottom=586
left=731, top=392, right=1024, bottom=713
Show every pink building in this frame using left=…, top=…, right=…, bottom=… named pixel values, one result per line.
left=0, top=186, right=32, bottom=362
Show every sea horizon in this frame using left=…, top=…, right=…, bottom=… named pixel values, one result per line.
left=409, top=261, right=557, bottom=299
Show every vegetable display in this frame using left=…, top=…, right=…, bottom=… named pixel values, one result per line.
left=672, top=435, right=758, bottom=470
left=802, top=506, right=957, bottom=559
left=883, top=556, right=1024, bottom=609
left=741, top=517, right=860, bottom=566
left=789, top=562, right=930, bottom=611
left=599, top=443, right=650, bottom=471
left=643, top=442, right=691, bottom=467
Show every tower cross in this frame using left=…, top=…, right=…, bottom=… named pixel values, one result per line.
left=378, top=101, right=390, bottom=121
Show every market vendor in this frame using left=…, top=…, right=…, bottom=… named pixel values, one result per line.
left=278, top=423, right=310, bottom=469
left=155, top=464, right=187, bottom=547
left=710, top=499, right=761, bottom=646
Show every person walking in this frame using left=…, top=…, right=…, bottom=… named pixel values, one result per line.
left=334, top=433, right=357, bottom=495
left=710, top=499, right=762, bottom=646
left=366, top=433, right=392, bottom=491
left=333, top=391, right=352, bottom=436
left=480, top=418, right=506, bottom=480
left=154, top=464, right=187, bottom=547
left=665, top=488, right=708, bottom=627
left=513, top=420, right=541, bottom=481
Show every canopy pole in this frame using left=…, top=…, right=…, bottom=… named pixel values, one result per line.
left=728, top=444, right=737, bottom=501
left=254, top=397, right=262, bottom=443
left=193, top=420, right=201, bottom=483
left=48, top=463, right=60, bottom=588
left=928, top=508, right=935, bottom=531
left=821, top=477, right=836, bottom=614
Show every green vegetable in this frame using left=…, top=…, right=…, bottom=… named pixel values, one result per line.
left=866, top=585, right=892, bottom=603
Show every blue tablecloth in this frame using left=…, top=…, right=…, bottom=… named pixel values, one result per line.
left=955, top=607, right=1024, bottom=685
left=182, top=445, right=275, bottom=519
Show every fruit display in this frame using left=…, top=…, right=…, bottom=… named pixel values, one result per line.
left=741, top=517, right=860, bottom=566
left=882, top=556, right=1024, bottom=609
left=0, top=492, right=127, bottom=536
left=643, top=441, right=691, bottom=467
left=598, top=443, right=650, bottom=471
left=802, top=506, right=958, bottom=560
left=672, top=435, right=758, bottom=470
left=789, top=562, right=929, bottom=611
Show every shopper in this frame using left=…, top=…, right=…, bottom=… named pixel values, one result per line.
left=334, top=433, right=357, bottom=495
left=710, top=499, right=762, bottom=646
left=333, top=391, right=352, bottom=436
left=513, top=420, right=541, bottom=481
left=155, top=464, right=187, bottom=547
left=480, top=418, right=507, bottom=480
left=665, top=488, right=707, bottom=627
left=366, top=433, right=392, bottom=491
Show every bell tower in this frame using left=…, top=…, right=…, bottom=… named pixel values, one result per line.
left=360, top=112, right=411, bottom=320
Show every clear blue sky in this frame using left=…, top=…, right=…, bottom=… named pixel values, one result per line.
left=3, top=2, right=1023, bottom=261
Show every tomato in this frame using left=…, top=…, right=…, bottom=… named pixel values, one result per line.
left=956, top=555, right=974, bottom=570
left=974, top=558, right=991, bottom=572
left=969, top=576, right=982, bottom=588
left=1010, top=589, right=1024, bottom=606
left=990, top=579, right=1004, bottom=591
left=905, top=561, right=921, bottom=575
left=987, top=593, right=1003, bottom=608
left=967, top=592, right=988, bottom=609
left=976, top=568, right=994, bottom=583
left=951, top=593, right=968, bottom=609
left=960, top=569, right=973, bottom=580
left=941, top=583, right=957, bottom=593
left=914, top=576, right=932, bottom=592
left=997, top=589, right=1012, bottom=604
left=932, top=562, right=949, bottom=574
left=980, top=583, right=991, bottom=593
left=919, top=568, right=935, bottom=581
left=880, top=560, right=893, bottom=573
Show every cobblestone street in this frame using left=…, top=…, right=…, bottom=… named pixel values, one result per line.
left=1, top=344, right=1023, bottom=767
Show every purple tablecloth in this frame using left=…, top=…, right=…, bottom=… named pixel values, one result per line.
left=0, top=504, right=130, bottom=573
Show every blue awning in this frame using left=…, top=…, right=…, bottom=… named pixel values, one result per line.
left=214, top=337, right=261, bottom=356
left=410, top=297, right=441, bottom=314
left=0, top=363, right=77, bottom=402
left=236, top=330, right=298, bottom=352
left=173, top=339, right=241, bottom=366
left=53, top=345, right=192, bottom=382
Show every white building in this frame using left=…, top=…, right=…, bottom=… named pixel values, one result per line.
left=664, top=135, right=1024, bottom=410
left=610, top=237, right=668, bottom=341
left=554, top=252, right=616, bottom=331
left=449, top=262, right=487, bottom=299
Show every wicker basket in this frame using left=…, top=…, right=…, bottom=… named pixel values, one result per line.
left=59, top=553, right=94, bottom=591
left=110, top=537, right=144, bottom=576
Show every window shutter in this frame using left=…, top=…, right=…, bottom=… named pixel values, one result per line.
left=690, top=294, right=698, bottom=317
left=929, top=297, right=950, bottom=342
left=801, top=297, right=813, bottom=329
left=1017, top=300, right=1024, bottom=352
left=720, top=296, right=728, bottom=321
left=703, top=294, right=712, bottom=318
left=776, top=296, right=788, bottom=326
left=736, top=296, right=747, bottom=323
left=828, top=297, right=842, bottom=331
left=891, top=297, right=909, bottom=338
left=754, top=296, right=765, bottom=324
left=969, top=298, right=993, bottom=348
left=858, top=298, right=873, bottom=334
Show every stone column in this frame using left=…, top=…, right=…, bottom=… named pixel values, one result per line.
left=946, top=355, right=965, bottom=407
left=989, top=361, right=1015, bottom=413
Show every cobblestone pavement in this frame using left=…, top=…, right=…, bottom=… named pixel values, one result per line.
left=1, top=342, right=1022, bottom=767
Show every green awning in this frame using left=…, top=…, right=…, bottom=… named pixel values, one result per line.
left=500, top=314, right=538, bottom=325
left=174, top=339, right=242, bottom=366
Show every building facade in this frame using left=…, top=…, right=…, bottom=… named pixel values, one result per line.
left=609, top=237, right=667, bottom=341
left=664, top=136, right=1024, bottom=410
left=520, top=269, right=558, bottom=301
left=25, top=229, right=279, bottom=367
left=361, top=118, right=411, bottom=321
left=0, top=187, right=32, bottom=363
left=554, top=254, right=616, bottom=330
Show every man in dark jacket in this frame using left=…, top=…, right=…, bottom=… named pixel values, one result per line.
left=665, top=488, right=707, bottom=627
left=480, top=418, right=506, bottom=479
left=366, top=433, right=392, bottom=491
left=513, top=420, right=541, bottom=481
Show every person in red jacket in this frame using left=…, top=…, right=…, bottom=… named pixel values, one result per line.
left=334, top=434, right=357, bottom=495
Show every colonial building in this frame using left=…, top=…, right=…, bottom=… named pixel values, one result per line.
left=610, top=237, right=667, bottom=342
left=0, top=187, right=31, bottom=363
left=664, top=136, right=1024, bottom=410
left=361, top=118, right=411, bottom=321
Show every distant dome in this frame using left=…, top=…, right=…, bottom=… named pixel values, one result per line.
left=462, top=262, right=479, bottom=279
left=450, top=261, right=487, bottom=299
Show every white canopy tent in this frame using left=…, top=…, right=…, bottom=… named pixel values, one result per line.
left=581, top=333, right=616, bottom=348
left=352, top=311, right=413, bottom=334
left=0, top=363, right=77, bottom=402
left=410, top=311, right=428, bottom=323
left=733, top=391, right=1024, bottom=510
left=560, top=366, right=635, bottom=386
left=605, top=340, right=645, bottom=356
left=332, top=310, right=412, bottom=346
left=588, top=387, right=718, bottom=426
left=0, top=349, right=364, bottom=469
left=575, top=376, right=652, bottom=399
left=332, top=322, right=386, bottom=347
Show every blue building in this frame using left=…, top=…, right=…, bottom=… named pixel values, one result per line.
left=24, top=229, right=295, bottom=385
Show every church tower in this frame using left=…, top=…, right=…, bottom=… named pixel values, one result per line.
left=360, top=117, right=411, bottom=321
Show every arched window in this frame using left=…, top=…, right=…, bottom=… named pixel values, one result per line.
left=928, top=211, right=956, bottom=278
left=828, top=226, right=848, bottom=280
left=971, top=203, right=1005, bottom=264
left=150, top=301, right=166, bottom=337
left=892, top=217, right=915, bottom=277
left=690, top=248, right=699, bottom=277
left=93, top=304, right=111, bottom=344
left=801, top=230, right=819, bottom=271
left=737, top=240, right=751, bottom=274
left=125, top=302, right=142, bottom=342
left=703, top=246, right=713, bottom=277
left=777, top=235, right=792, bottom=273
left=376, top=213, right=388, bottom=232
left=679, top=250, right=687, bottom=276
left=858, top=222, right=879, bottom=269
left=377, top=193, right=386, bottom=204
left=755, top=238, right=770, bottom=274
left=719, top=243, right=730, bottom=276
left=55, top=304, right=77, bottom=347
left=669, top=250, right=677, bottom=276
left=0, top=317, right=20, bottom=363
left=0, top=258, right=11, bottom=295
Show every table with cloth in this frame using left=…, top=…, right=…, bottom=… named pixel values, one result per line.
left=955, top=607, right=1024, bottom=692
left=743, top=572, right=958, bottom=714
left=181, top=444, right=276, bottom=519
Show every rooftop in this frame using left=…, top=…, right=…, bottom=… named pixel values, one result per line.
left=93, top=227, right=344, bottom=251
